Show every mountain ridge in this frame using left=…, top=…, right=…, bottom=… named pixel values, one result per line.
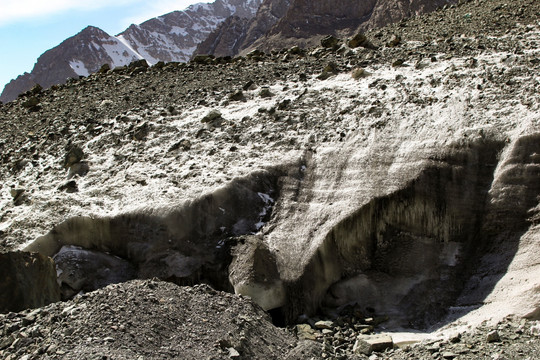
left=0, top=0, right=262, bottom=103
left=195, top=0, right=456, bottom=58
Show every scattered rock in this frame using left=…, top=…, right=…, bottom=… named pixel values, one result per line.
left=246, top=49, right=265, bottom=61
left=278, top=99, right=291, bottom=110
left=191, top=54, right=215, bottom=65
left=10, top=187, right=27, bottom=205
left=167, top=105, right=179, bottom=115
left=98, top=63, right=111, bottom=73
left=320, top=35, right=340, bottom=49
left=318, top=62, right=339, bottom=79
left=132, top=122, right=149, bottom=140
left=10, top=187, right=25, bottom=200
left=129, top=59, right=149, bottom=69
left=531, top=322, right=540, bottom=336
left=58, top=180, right=78, bottom=193
left=21, top=97, right=40, bottom=111
left=68, top=162, right=89, bottom=178
left=229, top=90, right=245, bottom=101
left=387, top=34, right=402, bottom=47
left=442, top=351, right=458, bottom=359
left=30, top=84, right=43, bottom=95
left=227, top=347, right=240, bottom=358
left=169, top=139, right=192, bottom=151
left=153, top=61, right=165, bottom=70
left=353, top=334, right=394, bottom=355
left=351, top=67, right=367, bottom=79
left=99, top=99, right=114, bottom=108
left=450, top=333, right=462, bottom=343
left=392, top=59, right=405, bottom=67
left=348, top=33, right=370, bottom=48
left=314, top=320, right=334, bottom=330
left=0, top=334, right=15, bottom=350
left=64, top=146, right=84, bottom=168
left=201, top=109, right=222, bottom=123
left=259, top=87, right=273, bottom=98
left=289, top=46, right=305, bottom=56
left=286, top=340, right=321, bottom=358
left=243, top=80, right=256, bottom=91
left=296, top=324, right=318, bottom=341
left=487, top=330, right=501, bottom=342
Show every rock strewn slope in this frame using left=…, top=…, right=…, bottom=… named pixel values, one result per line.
left=0, top=280, right=316, bottom=359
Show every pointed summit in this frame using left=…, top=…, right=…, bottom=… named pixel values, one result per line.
left=0, top=0, right=263, bottom=103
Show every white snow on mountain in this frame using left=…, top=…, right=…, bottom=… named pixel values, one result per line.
left=69, top=60, right=90, bottom=77
left=116, top=35, right=146, bottom=62
left=1, top=0, right=263, bottom=103
left=101, top=41, right=143, bottom=68
left=114, top=0, right=262, bottom=65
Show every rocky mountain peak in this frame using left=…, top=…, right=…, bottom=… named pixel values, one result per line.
left=196, top=0, right=456, bottom=57
left=79, top=25, right=107, bottom=35
left=0, top=0, right=262, bottom=103
left=194, top=0, right=291, bottom=57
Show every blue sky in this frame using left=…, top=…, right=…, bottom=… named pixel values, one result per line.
left=0, top=1, right=209, bottom=93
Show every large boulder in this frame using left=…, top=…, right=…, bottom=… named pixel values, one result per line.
left=53, top=246, right=136, bottom=299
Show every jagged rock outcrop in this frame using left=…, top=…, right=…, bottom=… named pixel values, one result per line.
left=199, top=0, right=456, bottom=57
left=194, top=16, right=252, bottom=58
left=118, top=0, right=262, bottom=63
left=0, top=251, right=60, bottom=313
left=0, top=0, right=262, bottom=103
left=244, top=0, right=456, bottom=52
left=195, top=0, right=291, bottom=56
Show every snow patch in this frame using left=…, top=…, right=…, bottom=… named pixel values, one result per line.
left=69, top=60, right=90, bottom=77
left=254, top=192, right=274, bottom=231
left=169, top=26, right=188, bottom=36
left=116, top=35, right=145, bottom=62
left=101, top=39, right=142, bottom=68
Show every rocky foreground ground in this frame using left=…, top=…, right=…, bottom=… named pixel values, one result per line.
left=1, top=0, right=540, bottom=358
left=0, top=279, right=539, bottom=359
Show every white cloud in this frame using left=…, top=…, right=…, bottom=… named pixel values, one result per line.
left=120, top=0, right=212, bottom=28
left=0, top=0, right=213, bottom=28
left=0, top=0, right=137, bottom=26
